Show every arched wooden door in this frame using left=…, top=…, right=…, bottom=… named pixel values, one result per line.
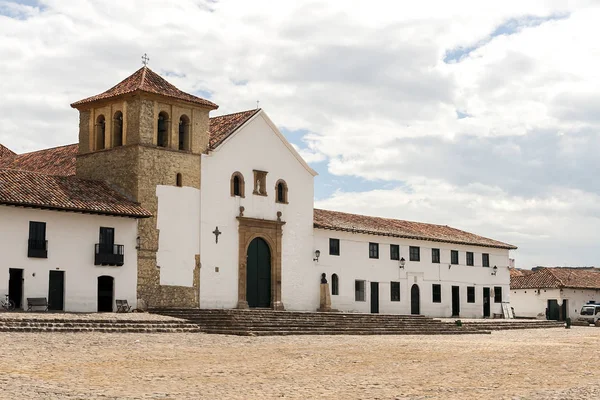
left=98, top=276, right=114, bottom=312
left=246, top=238, right=271, bottom=308
left=411, top=284, right=420, bottom=315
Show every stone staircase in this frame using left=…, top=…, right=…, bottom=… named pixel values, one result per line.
left=453, top=320, right=565, bottom=331
left=150, top=309, right=493, bottom=336
left=0, top=317, right=202, bottom=333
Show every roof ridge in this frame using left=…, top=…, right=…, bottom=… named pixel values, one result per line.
left=17, top=143, right=78, bottom=156
left=140, top=66, right=148, bottom=90
left=315, top=208, right=451, bottom=229
left=211, top=108, right=260, bottom=120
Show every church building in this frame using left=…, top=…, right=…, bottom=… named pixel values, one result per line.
left=0, top=66, right=517, bottom=317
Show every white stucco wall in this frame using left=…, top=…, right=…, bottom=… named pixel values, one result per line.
left=511, top=287, right=600, bottom=319
left=156, top=185, right=201, bottom=287
left=200, top=112, right=317, bottom=310
left=314, top=229, right=512, bottom=318
left=0, top=206, right=138, bottom=312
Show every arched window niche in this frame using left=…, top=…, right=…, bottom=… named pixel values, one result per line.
left=275, top=179, right=288, bottom=204
left=230, top=172, right=245, bottom=197
left=178, top=114, right=190, bottom=151
left=176, top=173, right=183, bottom=187
left=157, top=111, right=169, bottom=147
left=113, top=111, right=123, bottom=147
left=331, top=274, right=339, bottom=296
left=95, top=115, right=106, bottom=151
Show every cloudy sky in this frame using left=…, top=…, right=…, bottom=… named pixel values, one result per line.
left=1, top=0, right=598, bottom=268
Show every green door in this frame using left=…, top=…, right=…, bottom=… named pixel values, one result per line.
left=246, top=237, right=271, bottom=308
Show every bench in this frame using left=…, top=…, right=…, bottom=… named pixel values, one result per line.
left=116, top=299, right=131, bottom=313
left=27, top=297, right=49, bottom=311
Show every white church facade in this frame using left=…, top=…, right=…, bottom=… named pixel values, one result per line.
left=0, top=67, right=516, bottom=317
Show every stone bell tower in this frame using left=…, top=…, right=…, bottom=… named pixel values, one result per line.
left=71, top=65, right=219, bottom=308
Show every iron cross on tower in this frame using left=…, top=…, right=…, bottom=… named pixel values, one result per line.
left=212, top=226, right=222, bottom=244
left=142, top=53, right=150, bottom=66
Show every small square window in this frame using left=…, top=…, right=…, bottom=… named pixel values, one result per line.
left=355, top=280, right=366, bottom=301
left=467, top=286, right=475, bottom=303
left=391, top=281, right=400, bottom=302
left=466, top=252, right=474, bottom=266
left=409, top=246, right=420, bottom=262
left=451, top=250, right=459, bottom=265
left=482, top=253, right=490, bottom=268
left=431, top=248, right=440, bottom=263
left=390, top=244, right=400, bottom=261
left=369, top=243, right=379, bottom=259
left=432, top=284, right=441, bottom=303
left=494, top=286, right=502, bottom=303
left=329, top=238, right=340, bottom=256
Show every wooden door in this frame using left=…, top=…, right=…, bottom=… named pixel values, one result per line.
left=452, top=286, right=460, bottom=317
left=48, top=270, right=65, bottom=311
left=411, top=284, right=420, bottom=315
left=370, top=282, right=379, bottom=314
left=483, top=287, right=491, bottom=317
left=246, top=238, right=271, bottom=308
left=97, top=275, right=114, bottom=312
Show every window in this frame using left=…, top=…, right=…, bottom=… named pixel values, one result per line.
left=96, top=115, right=106, bottom=150
left=451, top=250, right=459, bottom=265
left=466, top=252, right=474, bottom=266
left=482, top=253, right=490, bottom=268
left=178, top=114, right=190, bottom=151
left=275, top=179, right=288, bottom=204
left=390, top=244, right=400, bottom=260
left=28, top=221, right=47, bottom=258
left=369, top=242, right=379, bottom=259
left=157, top=111, right=169, bottom=147
left=431, top=248, right=440, bottom=263
left=432, top=284, right=441, bottom=303
left=409, top=246, right=420, bottom=262
left=355, top=280, right=366, bottom=301
left=230, top=172, right=245, bottom=197
left=253, top=170, right=268, bottom=196
left=494, top=286, right=502, bottom=303
left=467, top=286, right=475, bottom=303
left=331, top=274, right=339, bottom=295
left=99, top=227, right=115, bottom=252
left=113, top=111, right=123, bottom=147
left=391, top=281, right=400, bottom=301
left=176, top=173, right=182, bottom=187
left=329, top=238, right=340, bottom=256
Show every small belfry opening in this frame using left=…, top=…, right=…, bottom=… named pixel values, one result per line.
left=95, top=115, right=106, bottom=150
left=275, top=180, right=288, bottom=203
left=113, top=111, right=123, bottom=147
left=178, top=114, right=190, bottom=151
left=231, top=172, right=245, bottom=197
left=157, top=111, right=169, bottom=147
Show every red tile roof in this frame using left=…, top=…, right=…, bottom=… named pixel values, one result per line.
left=511, top=267, right=600, bottom=290
left=0, top=168, right=151, bottom=218
left=0, top=144, right=77, bottom=176
left=314, top=208, right=517, bottom=250
left=0, top=144, right=15, bottom=159
left=209, top=109, right=261, bottom=149
left=71, top=67, right=218, bottom=109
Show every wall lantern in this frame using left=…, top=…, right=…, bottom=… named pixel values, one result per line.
left=313, top=250, right=321, bottom=262
left=491, top=265, right=498, bottom=276
left=399, top=257, right=406, bottom=269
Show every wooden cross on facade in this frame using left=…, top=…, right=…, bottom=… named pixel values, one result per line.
left=142, top=53, right=150, bottom=66
left=212, top=226, right=222, bottom=244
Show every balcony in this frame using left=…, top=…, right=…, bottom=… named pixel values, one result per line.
left=28, top=239, right=48, bottom=258
left=95, top=244, right=124, bottom=266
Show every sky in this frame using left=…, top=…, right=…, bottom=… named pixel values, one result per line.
left=0, top=0, right=599, bottom=268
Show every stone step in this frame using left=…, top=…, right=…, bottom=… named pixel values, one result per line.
left=0, top=327, right=202, bottom=333
left=199, top=328, right=492, bottom=336
left=0, top=322, right=199, bottom=329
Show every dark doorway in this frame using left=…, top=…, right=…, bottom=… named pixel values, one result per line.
left=48, top=270, right=65, bottom=311
left=452, top=286, right=460, bottom=317
left=547, top=299, right=560, bottom=321
left=560, top=300, right=568, bottom=321
left=483, top=287, right=491, bottom=317
left=8, top=268, right=23, bottom=309
left=97, top=276, right=114, bottom=312
left=246, top=237, right=271, bottom=308
left=370, top=282, right=379, bottom=314
left=411, top=284, right=420, bottom=315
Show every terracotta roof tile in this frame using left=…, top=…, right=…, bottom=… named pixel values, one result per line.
left=71, top=67, right=218, bottom=109
left=314, top=208, right=517, bottom=250
left=511, top=267, right=600, bottom=290
left=0, top=168, right=151, bottom=218
left=209, top=109, right=261, bottom=149
left=0, top=144, right=77, bottom=176
left=0, top=144, right=15, bottom=159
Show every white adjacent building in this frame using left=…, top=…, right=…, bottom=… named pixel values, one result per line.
left=0, top=66, right=517, bottom=316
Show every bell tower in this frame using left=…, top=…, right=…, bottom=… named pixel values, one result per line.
left=71, top=66, right=218, bottom=308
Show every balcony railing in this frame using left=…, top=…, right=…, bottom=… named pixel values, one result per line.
left=28, top=239, right=48, bottom=258
left=94, top=244, right=124, bottom=266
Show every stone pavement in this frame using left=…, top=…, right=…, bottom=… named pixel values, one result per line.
left=0, top=326, right=598, bottom=399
